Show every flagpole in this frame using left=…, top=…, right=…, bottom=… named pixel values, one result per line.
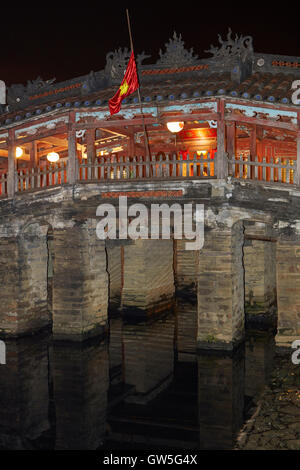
left=126, top=9, right=151, bottom=162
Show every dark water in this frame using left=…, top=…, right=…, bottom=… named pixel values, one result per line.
left=0, top=310, right=276, bottom=450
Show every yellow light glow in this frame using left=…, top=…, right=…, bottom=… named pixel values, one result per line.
left=166, top=121, right=184, bottom=133
left=112, top=146, right=123, bottom=153
left=47, top=152, right=59, bottom=163
left=16, top=147, right=23, bottom=158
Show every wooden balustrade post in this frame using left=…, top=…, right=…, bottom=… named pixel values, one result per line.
left=250, top=125, right=257, bottom=179
left=226, top=121, right=236, bottom=177
left=7, top=129, right=16, bottom=198
left=67, top=112, right=77, bottom=184
left=216, top=99, right=227, bottom=179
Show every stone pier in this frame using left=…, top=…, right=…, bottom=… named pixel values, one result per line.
left=276, top=239, right=300, bottom=348
left=0, top=223, right=50, bottom=337
left=197, top=222, right=244, bottom=350
left=243, top=222, right=277, bottom=317
left=52, top=221, right=108, bottom=341
left=121, top=239, right=175, bottom=316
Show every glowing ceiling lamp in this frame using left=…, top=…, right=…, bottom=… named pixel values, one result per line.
left=15, top=146, right=23, bottom=158
left=166, top=121, right=184, bottom=133
left=47, top=152, right=60, bottom=163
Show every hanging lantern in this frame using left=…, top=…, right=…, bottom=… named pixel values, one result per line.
left=15, top=146, right=23, bottom=158
left=47, top=152, right=59, bottom=163
left=166, top=121, right=184, bottom=133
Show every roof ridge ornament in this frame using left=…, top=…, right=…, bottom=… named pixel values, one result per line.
left=205, top=27, right=254, bottom=63
left=156, top=31, right=199, bottom=67
left=105, top=48, right=150, bottom=84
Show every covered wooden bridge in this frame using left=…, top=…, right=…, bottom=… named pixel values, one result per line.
left=0, top=30, right=299, bottom=197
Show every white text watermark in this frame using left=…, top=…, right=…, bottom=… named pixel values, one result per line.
left=96, top=196, right=204, bottom=251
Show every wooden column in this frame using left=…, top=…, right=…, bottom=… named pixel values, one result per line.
left=129, top=134, right=136, bottom=157
left=86, top=128, right=95, bottom=179
left=7, top=128, right=16, bottom=198
left=216, top=99, right=227, bottom=179
left=250, top=125, right=257, bottom=179
left=67, top=112, right=77, bottom=184
left=256, top=126, right=264, bottom=180
left=29, top=141, right=38, bottom=168
left=226, top=121, right=235, bottom=177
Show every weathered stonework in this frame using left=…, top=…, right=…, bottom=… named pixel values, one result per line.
left=197, top=222, right=245, bottom=350
left=121, top=239, right=175, bottom=316
left=52, top=222, right=108, bottom=341
left=276, top=240, right=300, bottom=347
left=0, top=223, right=50, bottom=337
left=243, top=222, right=277, bottom=316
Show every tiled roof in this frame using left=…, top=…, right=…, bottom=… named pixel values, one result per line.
left=1, top=29, right=300, bottom=128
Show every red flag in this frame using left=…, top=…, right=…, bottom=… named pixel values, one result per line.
left=109, top=52, right=139, bottom=115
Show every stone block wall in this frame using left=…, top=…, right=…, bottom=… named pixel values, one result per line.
left=197, top=222, right=244, bottom=349
left=52, top=222, right=108, bottom=341
left=121, top=239, right=175, bottom=315
left=243, top=222, right=276, bottom=314
left=0, top=223, right=50, bottom=337
left=276, top=240, right=300, bottom=347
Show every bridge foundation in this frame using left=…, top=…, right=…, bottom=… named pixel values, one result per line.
left=52, top=222, right=108, bottom=341
left=121, top=239, right=175, bottom=316
left=276, top=239, right=300, bottom=348
left=0, top=224, right=50, bottom=337
left=197, top=222, right=245, bottom=350
left=243, top=222, right=277, bottom=318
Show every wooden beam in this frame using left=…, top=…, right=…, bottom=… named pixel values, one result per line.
left=225, top=113, right=297, bottom=132
left=15, top=125, right=68, bottom=146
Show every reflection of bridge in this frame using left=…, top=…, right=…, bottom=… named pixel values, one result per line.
left=1, top=30, right=300, bottom=350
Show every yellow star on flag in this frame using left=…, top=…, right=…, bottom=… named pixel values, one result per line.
left=119, top=80, right=129, bottom=96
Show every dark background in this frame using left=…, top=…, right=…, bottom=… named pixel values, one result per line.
left=1, top=2, right=299, bottom=86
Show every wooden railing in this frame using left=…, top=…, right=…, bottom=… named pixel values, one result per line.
left=1, top=152, right=298, bottom=197
left=78, top=153, right=215, bottom=181
left=228, top=155, right=296, bottom=184
left=0, top=171, right=7, bottom=197
left=16, top=161, right=67, bottom=193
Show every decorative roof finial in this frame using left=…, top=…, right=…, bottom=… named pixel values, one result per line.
left=205, top=27, right=253, bottom=63
left=156, top=31, right=199, bottom=67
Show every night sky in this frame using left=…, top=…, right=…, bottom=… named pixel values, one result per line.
left=1, top=3, right=300, bottom=87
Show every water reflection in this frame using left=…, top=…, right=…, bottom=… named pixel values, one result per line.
left=52, top=339, right=109, bottom=450
left=0, top=332, right=50, bottom=449
left=197, top=347, right=245, bottom=449
left=0, top=311, right=276, bottom=450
